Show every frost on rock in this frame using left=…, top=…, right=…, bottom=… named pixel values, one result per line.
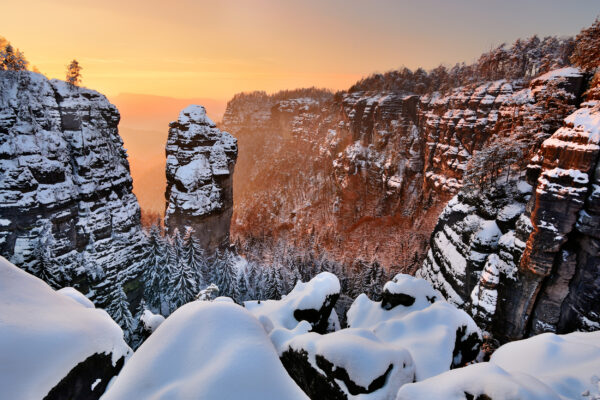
left=0, top=256, right=131, bottom=400
left=397, top=331, right=600, bottom=400
left=164, top=104, right=238, bottom=255
left=102, top=301, right=308, bottom=400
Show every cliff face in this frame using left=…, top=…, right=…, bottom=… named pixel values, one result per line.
left=418, top=70, right=600, bottom=341
left=224, top=69, right=582, bottom=269
left=164, top=105, right=237, bottom=254
left=0, top=71, right=146, bottom=299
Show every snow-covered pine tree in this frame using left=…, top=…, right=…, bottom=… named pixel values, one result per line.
left=130, top=298, right=148, bottom=349
left=215, top=250, right=239, bottom=300
left=182, top=229, right=207, bottom=288
left=265, top=268, right=283, bottom=300
left=236, top=273, right=248, bottom=303
left=65, top=59, right=82, bottom=86
left=143, top=224, right=167, bottom=312
left=32, top=222, right=62, bottom=289
left=246, top=261, right=260, bottom=299
left=0, top=43, right=28, bottom=71
left=168, top=256, right=198, bottom=311
left=103, top=270, right=135, bottom=339
left=208, top=249, right=222, bottom=286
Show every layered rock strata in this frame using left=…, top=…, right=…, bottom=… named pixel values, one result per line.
left=0, top=71, right=146, bottom=301
left=225, top=69, right=583, bottom=269
left=418, top=91, right=600, bottom=341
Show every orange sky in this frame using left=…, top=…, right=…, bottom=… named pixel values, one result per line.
left=3, top=0, right=598, bottom=104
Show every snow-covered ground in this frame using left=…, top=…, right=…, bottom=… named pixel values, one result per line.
left=2, top=257, right=599, bottom=400
left=0, top=256, right=131, bottom=400
left=102, top=301, right=308, bottom=400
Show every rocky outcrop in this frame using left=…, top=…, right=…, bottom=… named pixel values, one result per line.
left=164, top=105, right=237, bottom=254
left=418, top=74, right=600, bottom=342
left=225, top=69, right=583, bottom=270
left=0, top=71, right=146, bottom=303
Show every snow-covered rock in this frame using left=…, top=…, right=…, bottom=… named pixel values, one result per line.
left=281, top=329, right=415, bottom=400
left=0, top=70, right=146, bottom=312
left=348, top=275, right=481, bottom=381
left=139, top=309, right=165, bottom=333
left=396, top=331, right=600, bottom=400
left=164, top=104, right=237, bottom=255
left=102, top=301, right=308, bottom=400
left=0, top=256, right=131, bottom=400
left=419, top=100, right=600, bottom=341
left=246, top=271, right=341, bottom=336
left=255, top=273, right=479, bottom=399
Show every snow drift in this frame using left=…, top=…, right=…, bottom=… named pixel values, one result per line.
left=0, top=256, right=131, bottom=400
left=101, top=301, right=308, bottom=400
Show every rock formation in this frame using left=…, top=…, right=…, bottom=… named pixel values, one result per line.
left=164, top=105, right=237, bottom=254
left=0, top=71, right=146, bottom=303
left=418, top=71, right=600, bottom=341
left=224, top=68, right=582, bottom=269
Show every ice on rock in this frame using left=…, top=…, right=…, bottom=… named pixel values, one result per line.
left=102, top=301, right=308, bottom=400
left=0, top=257, right=131, bottom=400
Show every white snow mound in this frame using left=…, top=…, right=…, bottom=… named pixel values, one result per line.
left=102, top=301, right=308, bottom=400
left=0, top=257, right=131, bottom=400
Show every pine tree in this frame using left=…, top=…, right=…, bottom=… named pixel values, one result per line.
left=32, top=222, right=62, bottom=289
left=215, top=250, right=239, bottom=300
left=103, top=270, right=134, bottom=339
left=144, top=224, right=168, bottom=312
left=570, top=18, right=600, bottom=73
left=1, top=43, right=28, bottom=71
left=236, top=273, right=248, bottom=303
left=131, top=298, right=148, bottom=349
left=168, top=256, right=198, bottom=310
left=265, top=268, right=283, bottom=300
left=246, top=262, right=260, bottom=299
left=66, top=59, right=82, bottom=86
left=182, top=229, right=207, bottom=287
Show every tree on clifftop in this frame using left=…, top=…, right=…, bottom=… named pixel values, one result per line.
left=570, top=18, right=600, bottom=73
left=1, top=42, right=28, bottom=71
left=66, top=59, right=82, bottom=86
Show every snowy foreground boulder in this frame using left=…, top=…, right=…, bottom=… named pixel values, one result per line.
left=396, top=331, right=600, bottom=400
left=0, top=257, right=131, bottom=400
left=102, top=301, right=308, bottom=400
left=246, top=271, right=341, bottom=334
left=248, top=272, right=481, bottom=399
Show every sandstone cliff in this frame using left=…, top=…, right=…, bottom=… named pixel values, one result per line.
left=418, top=69, right=600, bottom=341
left=164, top=105, right=237, bottom=254
left=224, top=68, right=582, bottom=270
left=0, top=71, right=146, bottom=302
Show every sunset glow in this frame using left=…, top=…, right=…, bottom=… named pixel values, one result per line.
left=3, top=0, right=597, bottom=104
